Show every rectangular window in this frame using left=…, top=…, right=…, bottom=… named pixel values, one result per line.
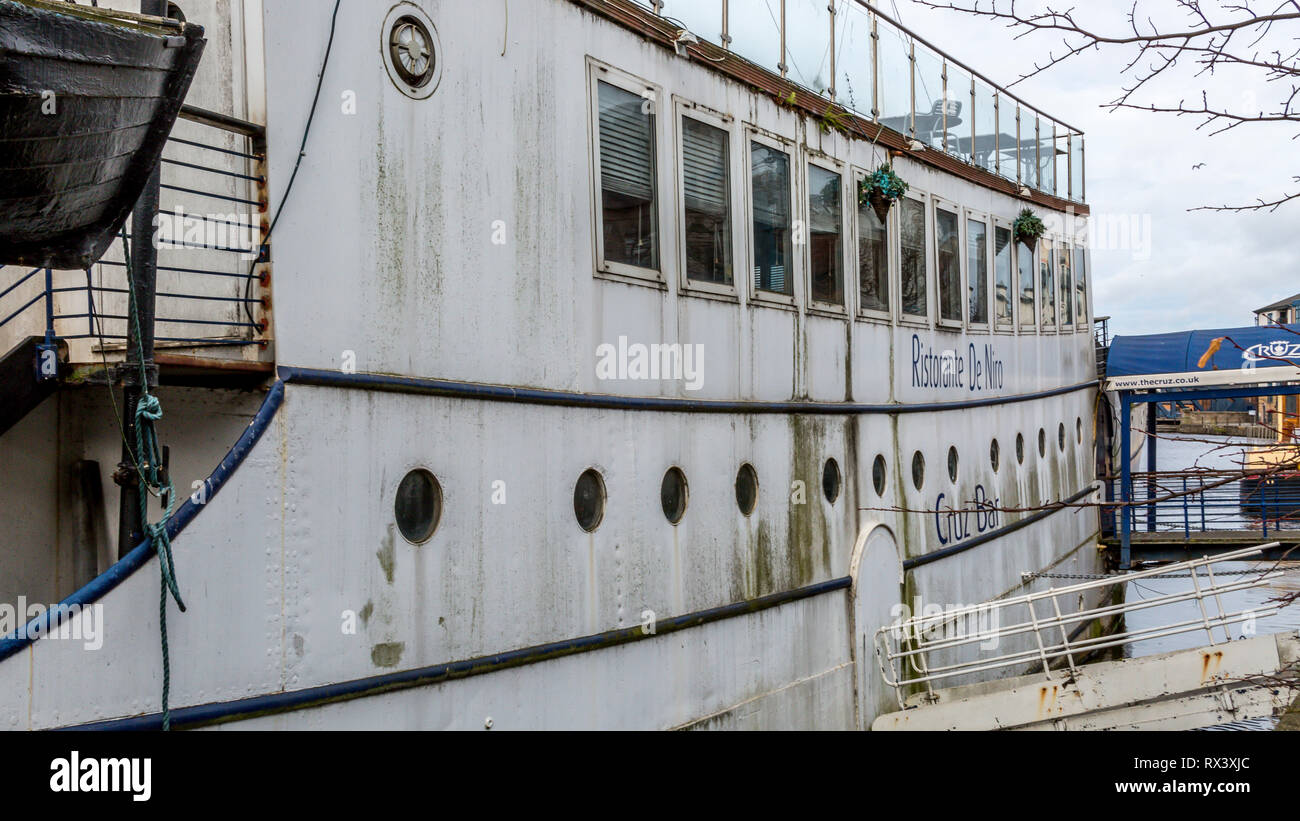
left=1057, top=240, right=1074, bottom=326
left=751, top=141, right=792, bottom=295
left=1017, top=240, right=1035, bottom=331
left=596, top=80, right=658, bottom=272
left=900, top=198, right=927, bottom=318
left=936, top=206, right=961, bottom=323
left=967, top=218, right=989, bottom=325
left=1073, top=246, right=1087, bottom=326
left=994, top=226, right=1013, bottom=327
left=857, top=182, right=889, bottom=314
left=681, top=117, right=732, bottom=285
left=1039, top=240, right=1056, bottom=328
left=808, top=164, right=843, bottom=305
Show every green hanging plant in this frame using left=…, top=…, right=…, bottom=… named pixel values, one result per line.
left=1013, top=208, right=1046, bottom=250
left=858, top=163, right=909, bottom=223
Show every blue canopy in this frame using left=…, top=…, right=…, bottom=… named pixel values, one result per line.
left=1107, top=324, right=1300, bottom=390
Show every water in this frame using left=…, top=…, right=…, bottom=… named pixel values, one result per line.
left=1122, top=433, right=1300, bottom=729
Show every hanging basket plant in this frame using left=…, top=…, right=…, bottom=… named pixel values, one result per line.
left=858, top=163, right=909, bottom=223
left=1013, top=208, right=1046, bottom=251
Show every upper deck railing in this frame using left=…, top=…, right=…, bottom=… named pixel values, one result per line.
left=635, top=0, right=1085, bottom=202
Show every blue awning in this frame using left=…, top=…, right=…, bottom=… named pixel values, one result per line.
left=1107, top=324, right=1300, bottom=390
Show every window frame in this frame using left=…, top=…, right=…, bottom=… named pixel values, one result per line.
left=897, top=188, right=932, bottom=327
left=963, top=208, right=992, bottom=333
left=851, top=164, right=895, bottom=324
left=674, top=99, right=740, bottom=302
left=1056, top=237, right=1075, bottom=330
left=804, top=151, right=849, bottom=318
left=744, top=125, right=800, bottom=311
left=1038, top=232, right=1058, bottom=332
left=1016, top=234, right=1038, bottom=335
left=1073, top=240, right=1090, bottom=332
left=932, top=195, right=964, bottom=330
left=991, top=215, right=1016, bottom=334
left=588, top=60, right=666, bottom=288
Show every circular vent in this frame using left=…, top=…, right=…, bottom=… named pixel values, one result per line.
left=382, top=4, right=442, bottom=99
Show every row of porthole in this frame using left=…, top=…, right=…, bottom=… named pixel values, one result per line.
left=872, top=417, right=1085, bottom=495
left=394, top=417, right=1084, bottom=539
left=392, top=458, right=844, bottom=541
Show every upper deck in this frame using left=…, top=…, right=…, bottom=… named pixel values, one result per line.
left=594, top=0, right=1085, bottom=210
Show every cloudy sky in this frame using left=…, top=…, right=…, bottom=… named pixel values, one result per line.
left=880, top=0, right=1298, bottom=338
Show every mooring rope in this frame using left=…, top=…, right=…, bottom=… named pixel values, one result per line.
left=120, top=229, right=185, bottom=731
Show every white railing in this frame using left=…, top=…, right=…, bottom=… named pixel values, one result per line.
left=875, top=543, right=1285, bottom=707
left=636, top=0, right=1085, bottom=201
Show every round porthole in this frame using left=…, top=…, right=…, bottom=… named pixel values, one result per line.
left=1058, top=422, right=1066, bottom=451
left=574, top=468, right=606, bottom=533
left=822, top=458, right=841, bottom=504
left=947, top=446, right=959, bottom=483
left=394, top=468, right=441, bottom=544
left=735, top=463, right=758, bottom=516
left=661, top=467, right=688, bottom=524
left=990, top=439, right=1000, bottom=472
left=912, top=451, right=925, bottom=490
left=1016, top=433, right=1025, bottom=465
left=1077, top=417, right=1084, bottom=444
left=1038, top=428, right=1047, bottom=457
left=872, top=454, right=887, bottom=496
left=382, top=4, right=442, bottom=99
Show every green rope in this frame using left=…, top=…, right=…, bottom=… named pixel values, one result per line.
left=120, top=229, right=185, bottom=731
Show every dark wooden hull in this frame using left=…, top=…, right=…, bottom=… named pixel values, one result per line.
left=0, top=0, right=205, bottom=269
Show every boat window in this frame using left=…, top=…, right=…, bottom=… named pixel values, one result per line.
left=1059, top=422, right=1067, bottom=451
left=823, top=457, right=842, bottom=503
left=682, top=116, right=733, bottom=285
left=872, top=454, right=888, bottom=496
left=661, top=467, right=689, bottom=524
left=395, top=469, right=442, bottom=544
left=990, top=439, right=1001, bottom=472
left=1038, top=428, right=1047, bottom=457
left=1057, top=240, right=1074, bottom=326
left=1073, top=245, right=1088, bottom=326
left=595, top=79, right=659, bottom=274
left=574, top=469, right=606, bottom=532
left=967, top=217, right=989, bottom=325
left=808, top=164, right=844, bottom=305
left=857, top=175, right=889, bottom=315
left=735, top=463, right=758, bottom=516
left=1077, top=417, right=1084, bottom=444
left=936, top=206, right=961, bottom=323
left=947, top=446, right=959, bottom=482
left=751, top=141, right=793, bottom=295
left=912, top=451, right=926, bottom=490
left=1017, top=239, right=1036, bottom=332
left=1016, top=433, right=1025, bottom=464
left=1039, top=239, right=1056, bottom=329
left=900, top=198, right=928, bottom=318
left=993, top=225, right=1013, bottom=327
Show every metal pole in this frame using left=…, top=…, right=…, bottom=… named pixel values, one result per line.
left=1146, top=400, right=1157, bottom=532
left=1120, top=392, right=1132, bottom=568
left=116, top=0, right=167, bottom=559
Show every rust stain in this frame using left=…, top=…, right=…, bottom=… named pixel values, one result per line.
left=1200, top=650, right=1225, bottom=683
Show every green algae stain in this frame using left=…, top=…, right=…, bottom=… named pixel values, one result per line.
left=370, top=642, right=405, bottom=668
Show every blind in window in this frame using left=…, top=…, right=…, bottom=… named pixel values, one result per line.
left=682, top=118, right=728, bottom=217
left=598, top=81, right=654, bottom=202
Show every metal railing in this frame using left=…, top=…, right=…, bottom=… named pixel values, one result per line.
left=0, top=106, right=269, bottom=361
left=639, top=0, right=1085, bottom=201
left=875, top=544, right=1285, bottom=706
left=1103, top=469, right=1300, bottom=540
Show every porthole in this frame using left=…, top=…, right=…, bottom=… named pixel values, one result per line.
left=735, top=463, right=758, bottom=516
left=990, top=439, right=1000, bottom=472
left=381, top=4, right=443, bottom=99
left=1058, top=422, right=1066, bottom=451
left=394, top=468, right=441, bottom=544
left=574, top=468, right=606, bottom=533
left=1038, top=428, right=1046, bottom=457
left=822, top=458, right=841, bottom=504
left=872, top=454, right=887, bottom=496
left=1077, top=417, right=1083, bottom=444
left=947, top=446, right=959, bottom=482
left=661, top=466, right=688, bottom=524
left=912, top=451, right=926, bottom=490
left=1016, top=433, right=1025, bottom=465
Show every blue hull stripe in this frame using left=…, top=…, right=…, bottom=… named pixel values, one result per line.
left=65, top=576, right=853, bottom=731
left=277, top=366, right=1095, bottom=414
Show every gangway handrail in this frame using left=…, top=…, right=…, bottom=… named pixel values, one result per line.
left=875, top=543, right=1288, bottom=705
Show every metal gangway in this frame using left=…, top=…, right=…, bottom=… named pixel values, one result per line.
left=873, top=544, right=1300, bottom=730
